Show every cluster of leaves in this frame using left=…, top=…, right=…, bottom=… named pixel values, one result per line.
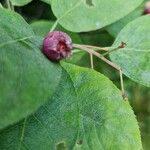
left=0, top=0, right=150, bottom=149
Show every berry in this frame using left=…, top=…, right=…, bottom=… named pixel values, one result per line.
left=143, top=1, right=150, bottom=15
left=43, top=31, right=72, bottom=61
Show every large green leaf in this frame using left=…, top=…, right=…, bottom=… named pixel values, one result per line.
left=0, top=8, right=61, bottom=129
left=0, top=63, right=142, bottom=150
left=110, top=15, right=150, bottom=87
left=51, top=0, right=143, bottom=32
left=10, top=0, right=32, bottom=6
left=106, top=2, right=144, bottom=37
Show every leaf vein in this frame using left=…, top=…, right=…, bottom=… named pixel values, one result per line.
left=18, top=117, right=27, bottom=150
left=33, top=114, right=54, bottom=143
left=0, top=36, right=35, bottom=48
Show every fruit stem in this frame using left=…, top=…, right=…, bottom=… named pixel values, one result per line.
left=102, top=42, right=126, bottom=56
left=79, top=44, right=109, bottom=51
left=73, top=43, right=120, bottom=70
left=90, top=53, right=94, bottom=69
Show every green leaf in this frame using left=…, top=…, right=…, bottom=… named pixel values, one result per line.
left=67, top=50, right=89, bottom=67
left=0, top=63, right=142, bottom=150
left=106, top=2, right=144, bottom=37
left=10, top=0, right=32, bottom=6
left=110, top=15, right=150, bottom=87
left=51, top=0, right=143, bottom=32
left=30, top=20, right=82, bottom=43
left=30, top=20, right=55, bottom=37
left=0, top=8, right=61, bottom=129
left=67, top=49, right=122, bottom=88
left=80, top=31, right=114, bottom=47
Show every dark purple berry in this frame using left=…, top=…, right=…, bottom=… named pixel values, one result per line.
left=143, top=1, right=150, bottom=15
left=43, top=31, right=72, bottom=61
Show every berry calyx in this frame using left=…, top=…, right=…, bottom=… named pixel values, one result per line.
left=143, top=1, right=150, bottom=15
left=43, top=31, right=72, bottom=61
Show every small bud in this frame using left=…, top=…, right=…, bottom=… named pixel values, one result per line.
left=143, top=1, right=150, bottom=15
left=43, top=31, right=72, bottom=61
left=118, top=42, right=127, bottom=48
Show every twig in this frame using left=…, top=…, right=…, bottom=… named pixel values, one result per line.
left=102, top=42, right=126, bottom=56
left=90, top=53, right=94, bottom=69
left=79, top=44, right=109, bottom=51
left=73, top=43, right=127, bottom=100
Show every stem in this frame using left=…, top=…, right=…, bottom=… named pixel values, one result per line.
left=90, top=53, right=94, bottom=69
left=102, top=47, right=121, bottom=56
left=119, top=70, right=125, bottom=98
left=103, top=42, right=127, bottom=56
left=77, top=42, right=127, bottom=56
left=73, top=44, right=120, bottom=70
left=10, top=1, right=14, bottom=11
left=73, top=43, right=127, bottom=100
left=75, top=44, right=109, bottom=51
left=50, top=20, right=59, bottom=32
left=5, top=0, right=11, bottom=10
left=102, top=42, right=126, bottom=56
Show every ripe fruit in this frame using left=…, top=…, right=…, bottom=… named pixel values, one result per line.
left=143, top=1, right=150, bottom=15
left=43, top=31, right=72, bottom=61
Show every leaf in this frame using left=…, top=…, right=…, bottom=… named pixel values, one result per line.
left=30, top=20, right=82, bottom=43
left=51, top=0, right=144, bottom=32
left=10, top=0, right=32, bottom=6
left=80, top=31, right=114, bottom=47
left=106, top=2, right=144, bottom=37
left=0, top=8, right=61, bottom=129
left=67, top=50, right=122, bottom=90
left=0, top=62, right=142, bottom=150
left=30, top=20, right=55, bottom=37
left=110, top=15, right=150, bottom=87
left=67, top=50, right=89, bottom=67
